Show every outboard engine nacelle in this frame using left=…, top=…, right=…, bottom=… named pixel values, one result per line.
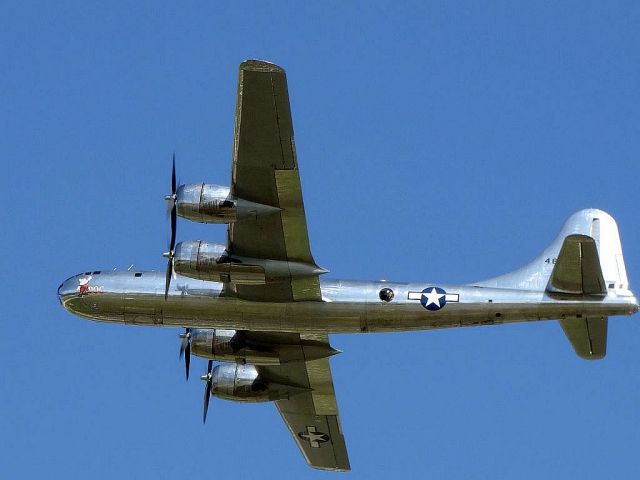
left=176, top=183, right=280, bottom=224
left=211, top=364, right=308, bottom=402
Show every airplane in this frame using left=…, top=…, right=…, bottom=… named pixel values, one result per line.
left=58, top=59, right=639, bottom=472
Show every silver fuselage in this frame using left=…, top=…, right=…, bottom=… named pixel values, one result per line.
left=58, top=271, right=638, bottom=333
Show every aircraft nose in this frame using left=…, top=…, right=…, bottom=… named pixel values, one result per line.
left=57, top=276, right=77, bottom=302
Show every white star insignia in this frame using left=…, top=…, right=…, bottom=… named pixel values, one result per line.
left=298, top=426, right=329, bottom=448
left=423, top=287, right=444, bottom=308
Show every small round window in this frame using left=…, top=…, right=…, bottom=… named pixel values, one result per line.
left=379, top=288, right=394, bottom=302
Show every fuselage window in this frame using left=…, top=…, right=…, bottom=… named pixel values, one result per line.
left=379, top=288, right=394, bottom=302
left=134, top=272, right=142, bottom=277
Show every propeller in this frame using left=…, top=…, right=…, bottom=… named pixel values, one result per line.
left=163, top=154, right=178, bottom=300
left=178, top=328, right=192, bottom=380
left=201, top=360, right=214, bottom=424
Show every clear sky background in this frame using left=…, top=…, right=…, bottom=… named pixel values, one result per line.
left=2, top=1, right=640, bottom=478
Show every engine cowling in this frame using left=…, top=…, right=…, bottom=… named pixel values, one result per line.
left=173, top=241, right=327, bottom=284
left=190, top=328, right=340, bottom=365
left=211, top=364, right=307, bottom=402
left=175, top=183, right=280, bottom=224
left=191, top=329, right=280, bottom=365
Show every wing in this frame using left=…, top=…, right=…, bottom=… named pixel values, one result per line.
left=258, top=333, right=350, bottom=471
left=227, top=60, right=322, bottom=302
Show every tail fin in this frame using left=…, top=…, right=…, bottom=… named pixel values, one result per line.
left=475, top=209, right=630, bottom=294
left=476, top=208, right=633, bottom=361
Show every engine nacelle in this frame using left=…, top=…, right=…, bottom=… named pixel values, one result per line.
left=173, top=241, right=327, bottom=284
left=176, top=183, right=280, bottom=224
left=191, top=329, right=280, bottom=364
left=190, top=328, right=340, bottom=365
left=211, top=364, right=307, bottom=403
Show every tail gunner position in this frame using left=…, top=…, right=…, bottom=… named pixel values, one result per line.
left=58, top=60, right=638, bottom=472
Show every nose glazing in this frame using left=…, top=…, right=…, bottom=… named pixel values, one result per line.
left=57, top=276, right=77, bottom=301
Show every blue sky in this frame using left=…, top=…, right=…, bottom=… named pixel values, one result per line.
left=2, top=1, right=640, bottom=478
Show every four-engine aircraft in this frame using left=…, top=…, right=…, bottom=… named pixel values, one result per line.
left=58, top=60, right=639, bottom=471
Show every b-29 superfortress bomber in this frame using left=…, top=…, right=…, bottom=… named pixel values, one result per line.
left=58, top=60, right=638, bottom=471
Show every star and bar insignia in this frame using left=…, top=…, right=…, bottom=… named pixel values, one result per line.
left=408, top=287, right=459, bottom=311
left=298, top=426, right=330, bottom=448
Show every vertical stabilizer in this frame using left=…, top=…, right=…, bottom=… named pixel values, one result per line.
left=475, top=209, right=630, bottom=294
left=475, top=209, right=634, bottom=361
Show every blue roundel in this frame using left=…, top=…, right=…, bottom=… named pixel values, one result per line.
left=420, top=287, right=447, bottom=311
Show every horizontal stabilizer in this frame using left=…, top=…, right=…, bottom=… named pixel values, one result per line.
left=559, top=315, right=608, bottom=360
left=546, top=234, right=606, bottom=295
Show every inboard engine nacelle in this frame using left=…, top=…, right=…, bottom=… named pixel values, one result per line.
left=176, top=183, right=280, bottom=223
left=190, top=329, right=340, bottom=365
left=173, top=241, right=327, bottom=284
left=211, top=364, right=308, bottom=402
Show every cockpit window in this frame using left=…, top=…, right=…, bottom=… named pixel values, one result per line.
left=134, top=272, right=142, bottom=277
left=85, top=272, right=91, bottom=275
left=92, top=271, right=101, bottom=274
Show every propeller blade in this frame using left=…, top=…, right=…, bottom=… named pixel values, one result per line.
left=202, top=360, right=213, bottom=423
left=178, top=328, right=192, bottom=380
left=171, top=153, right=177, bottom=195
left=164, top=255, right=173, bottom=300
left=164, top=153, right=178, bottom=217
left=203, top=385, right=211, bottom=424
left=169, top=200, right=177, bottom=252
left=185, top=341, right=191, bottom=380
left=164, top=155, right=178, bottom=300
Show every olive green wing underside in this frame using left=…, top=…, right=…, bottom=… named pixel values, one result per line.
left=258, top=333, right=350, bottom=472
left=226, top=60, right=321, bottom=302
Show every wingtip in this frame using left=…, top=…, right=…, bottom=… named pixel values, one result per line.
left=310, top=464, right=351, bottom=472
left=240, top=59, right=285, bottom=73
